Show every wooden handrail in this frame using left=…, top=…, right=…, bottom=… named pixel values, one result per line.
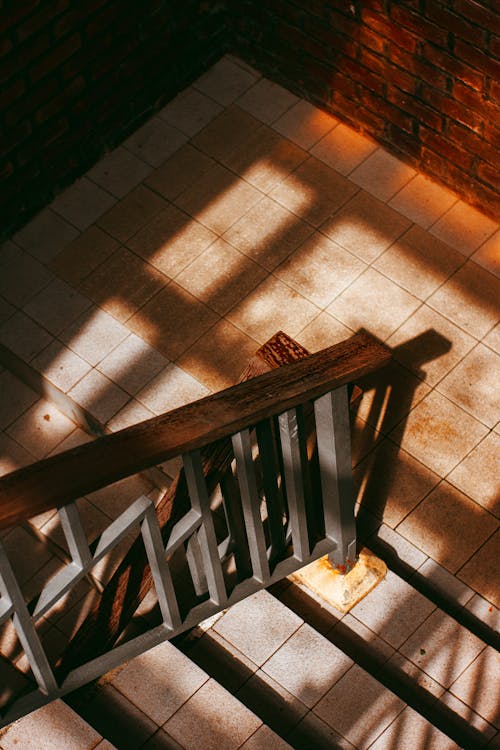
left=0, top=331, right=390, bottom=530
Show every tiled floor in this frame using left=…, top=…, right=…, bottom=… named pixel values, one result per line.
left=0, top=54, right=499, bottom=748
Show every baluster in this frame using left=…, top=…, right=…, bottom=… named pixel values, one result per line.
left=141, top=504, right=181, bottom=630
left=314, top=385, right=356, bottom=566
left=278, top=407, right=310, bottom=562
left=256, top=420, right=286, bottom=562
left=232, top=429, right=270, bottom=584
left=58, top=502, right=91, bottom=568
left=185, top=533, right=208, bottom=596
left=220, top=469, right=252, bottom=580
left=183, top=451, right=227, bottom=607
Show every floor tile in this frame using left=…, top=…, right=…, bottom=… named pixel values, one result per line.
left=86, top=475, right=153, bottom=521
left=274, top=232, right=366, bottom=308
left=175, top=238, right=267, bottom=315
left=440, top=691, right=496, bottom=742
left=272, top=99, right=338, bottom=149
left=354, top=439, right=440, bottom=529
left=213, top=589, right=302, bottom=666
left=175, top=162, right=262, bottom=234
left=50, top=176, right=116, bottom=230
left=436, top=343, right=500, bottom=427
left=223, top=195, right=314, bottom=271
left=320, top=189, right=411, bottom=263
left=124, top=117, right=187, bottom=167
left=0, top=246, right=53, bottom=306
left=127, top=283, right=219, bottom=359
left=67, top=369, right=130, bottom=423
left=388, top=174, right=458, bottom=229
left=6, top=399, right=76, bottom=459
left=262, top=623, right=353, bottom=708
left=0, top=431, right=35, bottom=476
left=389, top=390, right=488, bottom=476
left=60, top=307, right=130, bottom=366
left=166, top=678, right=262, bottom=750
left=140, top=728, right=184, bottom=750
left=144, top=143, right=214, bottom=201
left=0, top=295, right=15, bottom=326
left=97, top=333, right=168, bottom=395
left=80, top=246, right=168, bottom=323
left=387, top=304, right=476, bottom=386
left=1, top=526, right=53, bottom=585
left=97, top=185, right=167, bottom=243
left=226, top=274, right=319, bottom=344
left=269, top=156, right=358, bottom=227
left=41, top=495, right=109, bottom=548
left=314, top=664, right=406, bottom=750
left=471, top=229, right=500, bottom=278
left=186, top=628, right=257, bottom=696
left=237, top=77, right=299, bottom=124
left=0, top=310, right=53, bottom=361
left=86, top=146, right=152, bottom=198
left=483, top=322, right=500, bottom=354
left=31, top=340, right=91, bottom=392
left=106, top=399, right=155, bottom=431
left=387, top=652, right=445, bottom=698
left=158, top=85, right=223, bottom=136
left=13, top=207, right=79, bottom=263
left=397, top=481, right=497, bottom=573
left=327, top=267, right=420, bottom=341
left=458, top=530, right=500, bottom=608
left=430, top=200, right=498, bottom=257
left=287, top=712, right=356, bottom=750
left=24, top=278, right=92, bottom=336
left=127, top=203, right=217, bottom=278
left=235, top=669, right=308, bottom=736
left=0, top=371, right=39, bottom=429
left=331, top=613, right=395, bottom=666
left=416, top=558, right=475, bottom=606
left=372, top=524, right=429, bottom=570
left=446, top=432, right=500, bottom=517
left=239, top=724, right=293, bottom=750
left=349, top=148, right=417, bottom=202
left=191, top=105, right=262, bottom=162
left=400, top=609, right=485, bottom=688
left=465, top=594, right=500, bottom=635
left=49, top=226, right=119, bottom=285
left=368, top=705, right=457, bottom=750
left=136, top=362, right=209, bottom=414
left=311, top=123, right=377, bottom=175
left=177, top=318, right=260, bottom=391
left=193, top=55, right=259, bottom=105
left=450, top=646, right=500, bottom=727
left=0, top=699, right=101, bottom=750
left=111, top=640, right=207, bottom=725
left=295, top=311, right=353, bottom=351
left=374, top=224, right=465, bottom=301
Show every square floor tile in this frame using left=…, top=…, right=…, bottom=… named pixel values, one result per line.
left=397, top=481, right=497, bottom=573
left=400, top=609, right=485, bottom=688
left=0, top=432, right=35, bottom=476
left=269, top=157, right=358, bottom=227
left=349, top=148, right=417, bottom=202
left=387, top=304, right=476, bottom=386
left=128, top=283, right=219, bottom=360
left=193, top=55, right=259, bottom=105
left=0, top=699, right=101, bottom=750
left=416, top=558, right=475, bottom=606
left=471, top=229, right=500, bottom=278
left=483, top=322, right=500, bottom=354
left=213, top=590, right=302, bottom=666
left=287, top=712, right=356, bottom=750
left=0, top=295, right=15, bottom=326
left=97, top=185, right=167, bottom=243
left=295, top=311, right=353, bottom=352
left=327, top=267, right=420, bottom=341
left=192, top=105, right=262, bottom=162
left=223, top=195, right=314, bottom=271
left=60, top=307, right=129, bottom=366
left=321, top=190, right=411, bottom=263
left=49, top=226, right=119, bottom=285
left=387, top=652, right=445, bottom=698
left=374, top=225, right=465, bottom=300
left=314, top=664, right=406, bottom=750
left=458, top=531, right=500, bottom=608
left=165, top=678, right=262, bottom=750
left=447, top=432, right=500, bottom=517
left=436, top=344, right=500, bottom=427
left=272, top=99, right=338, bottom=149
left=389, top=174, right=458, bottom=229
left=239, top=724, right=293, bottom=750
left=97, top=333, right=168, bottom=395
left=369, top=706, right=457, bottom=750
left=389, top=390, right=488, bottom=476
left=0, top=310, right=53, bottom=361
left=144, top=144, right=214, bottom=201
left=67, top=369, right=129, bottom=423
left=274, top=232, right=366, bottom=308
left=124, top=117, right=187, bottom=167
left=13, top=207, right=79, bottom=263
left=31, top=340, right=91, bottom=392
left=177, top=318, right=260, bottom=392
left=0, top=246, right=53, bottom=306
left=311, top=123, right=377, bottom=175
left=262, top=623, right=353, bottom=708
left=158, top=86, right=223, bottom=136
left=24, top=278, right=92, bottom=336
left=430, top=200, right=498, bottom=257
left=236, top=669, right=308, bottom=736
left=372, top=524, right=428, bottom=570
left=0, top=371, right=39, bottom=429
left=465, top=594, right=500, bottom=634
left=136, top=362, right=209, bottom=414
left=227, top=274, right=319, bottom=343
left=237, top=77, right=299, bottom=124
left=51, top=176, right=116, bottom=230
left=175, top=238, right=267, bottom=315
left=86, top=146, right=152, bottom=198
left=106, top=399, right=155, bottom=431
left=80, top=246, right=168, bottom=323
left=6, top=399, right=76, bottom=459
left=440, top=691, right=496, bottom=741
left=450, top=646, right=500, bottom=727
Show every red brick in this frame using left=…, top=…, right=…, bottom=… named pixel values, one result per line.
left=361, top=9, right=417, bottom=52
left=0, top=77, right=25, bottom=110
left=455, top=38, right=500, bottom=80
left=422, top=43, right=485, bottom=90
left=490, top=35, right=500, bottom=57
left=448, top=121, right=498, bottom=166
left=490, top=78, right=500, bottom=104
left=361, top=89, right=415, bottom=133
left=388, top=85, right=443, bottom=131
left=4, top=77, right=59, bottom=125
left=390, top=5, right=449, bottom=48
left=0, top=119, right=32, bottom=158
left=0, top=37, right=13, bottom=57
left=454, top=0, right=500, bottom=31
left=453, top=80, right=499, bottom=124
left=35, top=76, right=85, bottom=123
left=477, top=160, right=500, bottom=191
left=17, top=0, right=70, bottom=42
left=342, top=57, right=385, bottom=95
left=420, top=128, right=475, bottom=171
left=358, top=26, right=387, bottom=55
left=388, top=45, right=448, bottom=90
left=421, top=84, right=484, bottom=133
left=424, top=5, right=486, bottom=46
left=0, top=34, right=51, bottom=84
left=1, top=1, right=39, bottom=31
left=385, top=122, right=422, bottom=160
left=29, top=33, right=81, bottom=83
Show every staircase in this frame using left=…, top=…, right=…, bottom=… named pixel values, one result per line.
left=0, top=333, right=498, bottom=749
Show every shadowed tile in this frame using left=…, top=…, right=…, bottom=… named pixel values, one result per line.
left=237, top=77, right=299, bottom=124
left=13, top=208, right=79, bottom=263
left=471, top=229, right=500, bottom=278
left=193, top=56, right=258, bottom=106
left=450, top=646, right=500, bottom=727
left=0, top=310, right=53, bottom=361
left=192, top=105, right=262, bottom=162
left=0, top=700, right=101, bottom=750
left=458, top=531, right=500, bottom=608
left=0, top=246, right=53, bottom=306
left=97, top=185, right=167, bottom=243
left=50, top=226, right=119, bottom=285
left=97, top=333, right=168, bottom=395
left=145, top=143, right=215, bottom=201
left=369, top=706, right=457, bottom=750
left=51, top=176, right=116, bottom=230
left=86, top=146, right=151, bottom=198
left=158, top=86, right=223, bottom=136
left=123, top=117, right=187, bottom=167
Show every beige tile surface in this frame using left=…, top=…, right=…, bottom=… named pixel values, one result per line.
left=192, top=106, right=262, bottom=162
left=123, top=117, right=187, bottom=167
left=368, top=705, right=457, bottom=750
left=239, top=724, right=293, bottom=750
left=193, top=56, right=258, bottom=106
left=136, top=362, right=209, bottom=414
left=67, top=369, right=129, bottom=423
left=24, top=278, right=92, bottom=336
left=295, top=311, right=353, bottom=351
left=86, top=146, right=152, bottom=198
left=60, top=307, right=129, bottom=366
left=97, top=333, right=168, bottom=396
left=430, top=200, right=498, bottom=257
left=458, top=530, right=500, bottom=608
left=97, top=184, right=167, bottom=243
left=0, top=371, right=39, bottom=430
left=471, top=229, right=500, bottom=278
left=158, top=86, right=223, bottom=136
left=50, top=176, right=116, bottom=230
left=0, top=310, right=53, bottom=361
left=237, top=77, right=299, bottom=124
left=446, top=432, right=500, bottom=517
left=6, top=399, right=76, bottom=459
left=311, top=122, right=377, bottom=175
left=0, top=246, right=53, bottom=306
left=349, top=148, right=417, bottom=202
left=13, top=208, right=79, bottom=263
left=31, top=340, right=91, bottom=392
left=50, top=226, right=119, bottom=285
left=144, top=143, right=214, bottom=201
left=272, top=99, right=338, bottom=149
left=389, top=174, right=458, bottom=229
left=0, top=700, right=101, bottom=750
left=450, top=646, right=500, bottom=727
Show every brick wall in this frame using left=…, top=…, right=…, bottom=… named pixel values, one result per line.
left=0, top=0, right=227, bottom=240
left=231, top=0, right=500, bottom=218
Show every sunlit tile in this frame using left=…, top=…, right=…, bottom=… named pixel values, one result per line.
left=295, top=311, right=353, bottom=352
left=430, top=200, right=498, bottom=257
left=440, top=691, right=496, bottom=741
left=369, top=706, right=457, bottom=750
left=458, top=531, right=500, bottom=608
left=31, top=340, right=91, bottom=392
left=273, top=99, right=338, bottom=150
left=0, top=700, right=101, bottom=750
left=389, top=174, right=458, bottom=229
left=416, top=558, right=475, bottom=606
left=67, top=369, right=129, bottom=424
left=60, top=307, right=129, bottom=366
left=349, top=148, right=417, bottom=202
left=97, top=333, right=168, bottom=395
left=311, top=123, right=377, bottom=176
left=447, top=432, right=500, bottom=517
left=6, top=399, right=76, bottom=459
left=471, top=229, right=500, bottom=278
left=136, top=362, right=209, bottom=414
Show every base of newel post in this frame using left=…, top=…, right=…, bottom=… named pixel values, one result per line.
left=289, top=548, right=387, bottom=613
